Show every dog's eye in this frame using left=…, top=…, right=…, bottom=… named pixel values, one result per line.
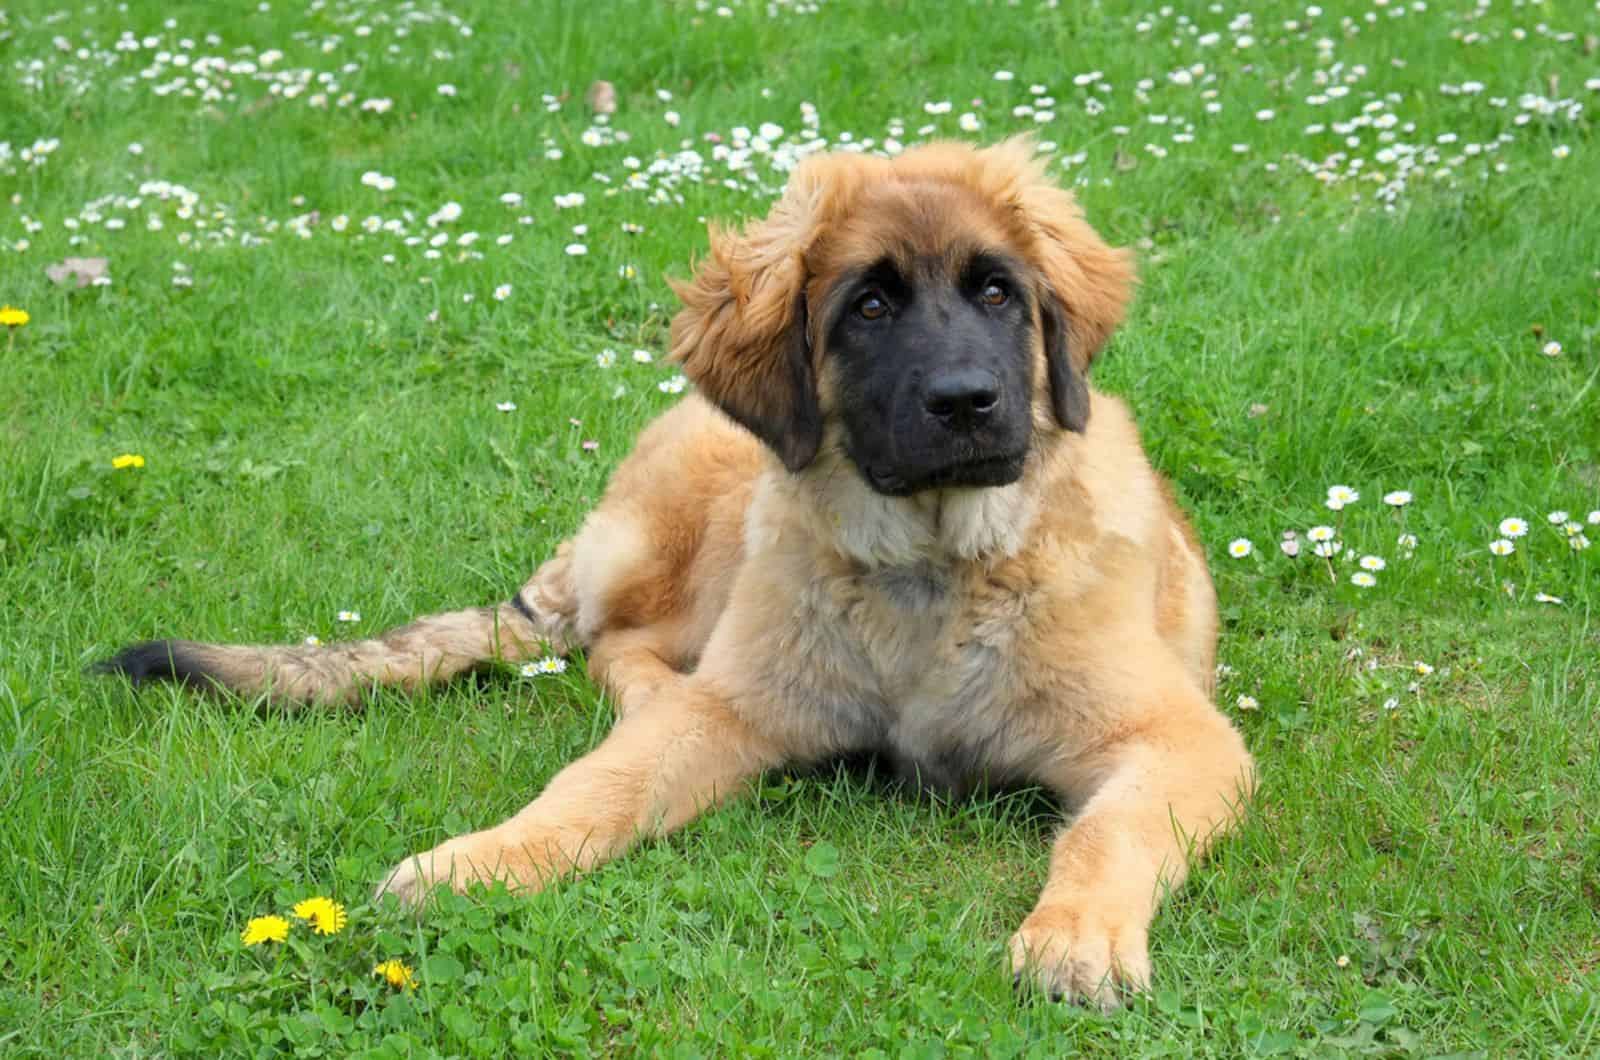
left=980, top=281, right=1010, bottom=307
left=856, top=292, right=890, bottom=321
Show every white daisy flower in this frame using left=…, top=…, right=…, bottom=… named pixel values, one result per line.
left=1280, top=538, right=1301, bottom=558
left=428, top=201, right=463, bottom=226
left=596, top=348, right=617, bottom=368
left=1489, top=539, right=1515, bottom=556
left=1564, top=521, right=1583, bottom=536
left=1382, top=490, right=1412, bottom=506
left=493, top=284, right=512, bottom=301
left=1570, top=534, right=1591, bottom=551
left=1235, top=694, right=1259, bottom=711
left=518, top=662, right=540, bottom=677
left=1351, top=571, right=1377, bottom=588
left=337, top=610, right=361, bottom=623
left=303, top=635, right=322, bottom=647
left=1547, top=510, right=1569, bottom=525
left=1359, top=555, right=1386, bottom=571
left=1397, top=533, right=1419, bottom=550
left=658, top=375, right=687, bottom=394
left=1307, top=525, right=1336, bottom=543
left=496, top=401, right=516, bottom=412
left=1228, top=538, right=1253, bottom=558
left=564, top=243, right=587, bottom=256
left=618, top=264, right=637, bottom=279
left=1313, top=541, right=1342, bottom=558
left=1541, top=341, right=1562, bottom=357
left=1588, top=510, right=1600, bottom=525
left=1382, top=697, right=1399, bottom=711
left=1499, top=517, right=1529, bottom=537
left=1326, top=485, right=1360, bottom=506
left=536, top=656, right=568, bottom=674
left=632, top=349, right=654, bottom=364
left=1533, top=592, right=1563, bottom=604
left=1413, top=661, right=1434, bottom=676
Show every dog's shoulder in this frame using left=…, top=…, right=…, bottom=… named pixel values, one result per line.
left=1029, top=390, right=1169, bottom=558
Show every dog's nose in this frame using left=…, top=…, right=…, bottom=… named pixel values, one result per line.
left=924, top=369, right=1001, bottom=432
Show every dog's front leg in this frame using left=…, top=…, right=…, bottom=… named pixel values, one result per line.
left=377, top=681, right=783, bottom=906
left=1009, top=685, right=1253, bottom=1009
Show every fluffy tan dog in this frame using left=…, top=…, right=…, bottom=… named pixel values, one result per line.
left=103, top=138, right=1253, bottom=1007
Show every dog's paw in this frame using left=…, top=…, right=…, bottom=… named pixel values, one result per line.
left=375, top=831, right=538, bottom=910
left=1007, top=903, right=1152, bottom=1011
left=517, top=556, right=579, bottom=654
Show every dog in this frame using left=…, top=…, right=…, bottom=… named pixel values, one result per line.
left=101, top=137, right=1254, bottom=1008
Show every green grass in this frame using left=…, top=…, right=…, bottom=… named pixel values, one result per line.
left=3, top=0, right=1599, bottom=1054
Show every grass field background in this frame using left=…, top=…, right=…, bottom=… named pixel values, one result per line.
left=3, top=0, right=1599, bottom=1054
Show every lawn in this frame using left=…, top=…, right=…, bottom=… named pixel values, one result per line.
left=2, top=0, right=1598, bottom=1054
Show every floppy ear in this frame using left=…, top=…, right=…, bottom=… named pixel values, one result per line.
left=988, top=139, right=1137, bottom=433
left=1040, top=299, right=1092, bottom=433
left=669, top=183, right=826, bottom=472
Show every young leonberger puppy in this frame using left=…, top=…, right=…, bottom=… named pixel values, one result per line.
left=103, top=137, right=1253, bottom=1007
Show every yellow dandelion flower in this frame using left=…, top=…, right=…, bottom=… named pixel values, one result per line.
left=373, top=959, right=418, bottom=990
left=241, top=914, right=290, bottom=946
left=292, top=896, right=328, bottom=920
left=292, top=896, right=348, bottom=935
left=111, top=453, right=146, bottom=469
left=0, top=306, right=29, bottom=327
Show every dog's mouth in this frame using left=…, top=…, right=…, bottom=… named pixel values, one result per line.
left=863, top=453, right=1026, bottom=497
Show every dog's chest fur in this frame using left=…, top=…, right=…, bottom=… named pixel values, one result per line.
left=802, top=556, right=1045, bottom=796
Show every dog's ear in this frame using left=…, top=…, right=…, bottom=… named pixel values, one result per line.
left=669, top=176, right=830, bottom=472
left=1040, top=299, right=1092, bottom=433
left=985, top=139, right=1137, bottom=433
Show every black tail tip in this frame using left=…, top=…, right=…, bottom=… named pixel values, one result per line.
left=93, top=639, right=214, bottom=689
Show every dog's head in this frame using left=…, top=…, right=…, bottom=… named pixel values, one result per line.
left=669, top=138, right=1135, bottom=497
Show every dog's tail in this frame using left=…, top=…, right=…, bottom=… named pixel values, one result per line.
left=96, top=555, right=579, bottom=707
